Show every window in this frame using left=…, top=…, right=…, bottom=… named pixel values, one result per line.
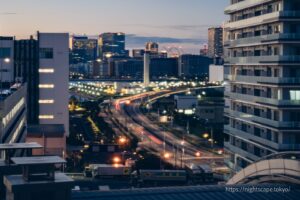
left=254, top=128, right=261, bottom=137
left=40, top=48, right=53, bottom=59
left=254, top=108, right=260, bottom=116
left=274, top=132, right=279, bottom=143
left=0, top=48, right=11, bottom=58
left=38, top=84, right=54, bottom=89
left=254, top=146, right=261, bottom=156
left=39, top=68, right=54, bottom=73
left=39, top=115, right=54, bottom=119
left=290, top=90, right=300, bottom=100
left=266, top=130, right=272, bottom=140
left=241, top=141, right=247, bottom=151
left=38, top=100, right=54, bottom=104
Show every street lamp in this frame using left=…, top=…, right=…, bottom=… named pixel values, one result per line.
left=119, top=137, right=127, bottom=144
left=113, top=156, right=121, bottom=164
left=4, top=58, right=10, bottom=63
left=163, top=152, right=171, bottom=159
left=195, top=152, right=201, bottom=157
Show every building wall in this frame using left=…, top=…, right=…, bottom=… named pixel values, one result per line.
left=180, top=55, right=213, bottom=77
left=209, top=65, right=224, bottom=82
left=0, top=84, right=27, bottom=144
left=224, top=0, right=300, bottom=172
left=0, top=37, right=14, bottom=83
left=26, top=136, right=66, bottom=157
left=174, top=95, right=198, bottom=110
left=14, top=39, right=39, bottom=124
left=38, top=33, right=69, bottom=136
left=150, top=58, right=178, bottom=78
left=208, top=27, right=223, bottom=58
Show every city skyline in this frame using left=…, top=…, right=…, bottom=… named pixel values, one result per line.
left=0, top=0, right=227, bottom=53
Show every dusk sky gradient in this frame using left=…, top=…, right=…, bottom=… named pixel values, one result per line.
left=0, top=0, right=228, bottom=53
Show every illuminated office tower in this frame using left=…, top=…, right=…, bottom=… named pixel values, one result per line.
left=145, top=42, right=159, bottom=54
left=98, top=32, right=126, bottom=58
left=224, top=0, right=300, bottom=172
left=69, top=35, right=98, bottom=64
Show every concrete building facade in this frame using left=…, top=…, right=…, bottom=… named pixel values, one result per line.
left=38, top=33, right=69, bottom=139
left=224, top=0, right=300, bottom=172
left=208, top=27, right=224, bottom=58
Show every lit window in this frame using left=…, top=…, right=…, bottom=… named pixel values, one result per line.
left=290, top=90, right=300, bottom=100
left=39, top=68, right=54, bottom=73
left=39, top=84, right=54, bottom=88
left=38, top=99, right=54, bottom=104
left=39, top=115, right=54, bottom=119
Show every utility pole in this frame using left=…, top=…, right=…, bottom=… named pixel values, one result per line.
left=186, top=119, right=190, bottom=135
left=211, top=126, right=214, bottom=149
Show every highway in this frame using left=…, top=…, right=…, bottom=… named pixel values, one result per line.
left=104, top=87, right=225, bottom=169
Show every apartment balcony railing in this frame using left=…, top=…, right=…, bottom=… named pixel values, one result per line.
left=224, top=125, right=278, bottom=149
left=225, top=55, right=300, bottom=65
left=225, top=11, right=300, bottom=30
left=224, top=33, right=300, bottom=48
left=224, top=91, right=300, bottom=106
left=224, top=141, right=259, bottom=161
left=225, top=109, right=300, bottom=128
left=226, top=74, right=300, bottom=84
left=225, top=0, right=274, bottom=14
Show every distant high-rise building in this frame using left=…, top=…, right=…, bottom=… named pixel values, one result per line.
left=200, top=44, right=208, bottom=56
left=132, top=49, right=145, bottom=59
left=179, top=54, right=213, bottom=78
left=145, top=42, right=159, bottom=54
left=98, top=32, right=126, bottom=59
left=208, top=27, right=223, bottom=58
left=0, top=37, right=14, bottom=84
left=69, top=35, right=98, bottom=64
left=224, top=0, right=300, bottom=172
left=150, top=58, right=178, bottom=78
left=115, top=59, right=143, bottom=78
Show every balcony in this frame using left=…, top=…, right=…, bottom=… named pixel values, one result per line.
left=225, top=11, right=300, bottom=30
left=225, top=109, right=300, bottom=128
left=225, top=0, right=274, bottom=14
left=225, top=91, right=300, bottom=106
left=226, top=75, right=300, bottom=84
left=224, top=141, right=259, bottom=162
left=224, top=34, right=300, bottom=48
left=224, top=125, right=280, bottom=150
left=225, top=55, right=300, bottom=65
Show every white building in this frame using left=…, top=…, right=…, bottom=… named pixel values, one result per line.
left=209, top=65, right=224, bottom=83
left=144, top=52, right=150, bottom=86
left=38, top=33, right=69, bottom=137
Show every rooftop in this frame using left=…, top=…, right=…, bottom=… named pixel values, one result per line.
left=72, top=184, right=300, bottom=200
left=11, top=156, right=66, bottom=166
left=0, top=142, right=42, bottom=150
left=0, top=83, right=23, bottom=102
